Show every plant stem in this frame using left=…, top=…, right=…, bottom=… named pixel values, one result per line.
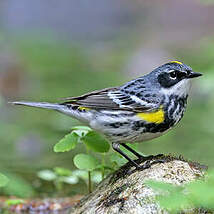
left=88, top=171, right=92, bottom=193
left=54, top=179, right=63, bottom=196
left=101, top=154, right=105, bottom=180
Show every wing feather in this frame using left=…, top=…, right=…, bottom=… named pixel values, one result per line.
left=62, top=87, right=160, bottom=112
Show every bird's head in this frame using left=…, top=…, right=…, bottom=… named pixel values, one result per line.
left=151, top=61, right=202, bottom=97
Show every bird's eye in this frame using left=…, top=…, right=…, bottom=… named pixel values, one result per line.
left=169, top=71, right=177, bottom=80
left=186, top=70, right=191, bottom=76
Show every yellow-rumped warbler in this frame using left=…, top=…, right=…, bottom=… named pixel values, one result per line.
left=12, top=61, right=202, bottom=169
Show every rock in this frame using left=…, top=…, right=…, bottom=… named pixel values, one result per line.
left=72, top=155, right=207, bottom=214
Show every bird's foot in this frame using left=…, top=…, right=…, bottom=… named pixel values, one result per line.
left=135, top=154, right=166, bottom=170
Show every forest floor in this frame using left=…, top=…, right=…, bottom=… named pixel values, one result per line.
left=0, top=195, right=83, bottom=213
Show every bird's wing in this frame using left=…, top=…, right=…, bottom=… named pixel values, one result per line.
left=62, top=87, right=160, bottom=112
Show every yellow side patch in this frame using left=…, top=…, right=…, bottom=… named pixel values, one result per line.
left=137, top=108, right=164, bottom=124
left=170, top=61, right=183, bottom=65
left=78, top=106, right=90, bottom=111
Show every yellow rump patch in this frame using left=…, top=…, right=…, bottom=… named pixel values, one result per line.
left=170, top=61, right=183, bottom=65
left=78, top=106, right=90, bottom=111
left=137, top=108, right=164, bottom=124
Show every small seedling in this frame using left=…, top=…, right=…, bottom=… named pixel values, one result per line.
left=37, top=167, right=103, bottom=195
left=54, top=126, right=143, bottom=193
left=54, top=126, right=112, bottom=193
left=37, top=167, right=78, bottom=194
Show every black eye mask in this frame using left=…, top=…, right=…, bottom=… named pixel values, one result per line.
left=157, top=70, right=187, bottom=88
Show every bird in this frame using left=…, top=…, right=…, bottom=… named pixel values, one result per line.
left=11, top=61, right=202, bottom=169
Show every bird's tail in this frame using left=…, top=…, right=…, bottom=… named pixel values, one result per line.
left=10, top=101, right=62, bottom=110
left=10, top=101, right=92, bottom=124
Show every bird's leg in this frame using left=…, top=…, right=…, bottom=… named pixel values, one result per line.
left=112, top=143, right=165, bottom=170
left=120, top=143, right=143, bottom=159
left=112, top=142, right=140, bottom=168
left=121, top=143, right=158, bottom=161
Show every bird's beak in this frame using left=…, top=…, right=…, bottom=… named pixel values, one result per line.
left=187, top=71, right=203, bottom=79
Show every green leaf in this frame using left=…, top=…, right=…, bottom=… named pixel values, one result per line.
left=37, top=170, right=57, bottom=181
left=60, top=175, right=79, bottom=184
left=54, top=132, right=78, bottom=152
left=158, top=191, right=190, bottom=212
left=72, top=170, right=88, bottom=181
left=72, top=126, right=92, bottom=137
left=0, top=173, right=9, bottom=187
left=145, top=180, right=179, bottom=193
left=82, top=131, right=110, bottom=153
left=187, top=180, right=214, bottom=209
left=73, top=154, right=99, bottom=171
left=147, top=180, right=190, bottom=212
left=54, top=167, right=72, bottom=176
left=95, top=164, right=114, bottom=171
left=6, top=199, right=25, bottom=206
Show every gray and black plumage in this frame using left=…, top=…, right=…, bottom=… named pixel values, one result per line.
left=11, top=61, right=202, bottom=168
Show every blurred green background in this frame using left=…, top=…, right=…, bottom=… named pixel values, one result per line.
left=0, top=0, right=214, bottom=197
